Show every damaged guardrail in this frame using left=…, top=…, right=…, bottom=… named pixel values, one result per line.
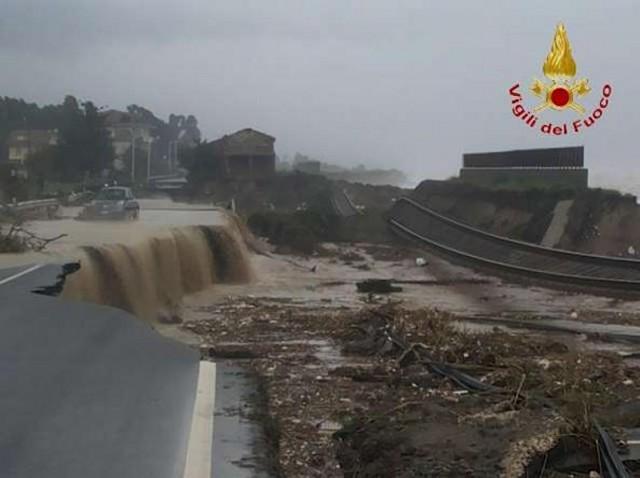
left=1, top=199, right=60, bottom=218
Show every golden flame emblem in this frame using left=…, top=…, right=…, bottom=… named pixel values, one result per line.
left=530, top=23, right=590, bottom=114
left=542, top=23, right=576, bottom=80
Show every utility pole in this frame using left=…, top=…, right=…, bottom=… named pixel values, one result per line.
left=168, top=140, right=180, bottom=173
left=129, top=129, right=136, bottom=184
left=145, top=138, right=153, bottom=182
left=24, top=116, right=30, bottom=179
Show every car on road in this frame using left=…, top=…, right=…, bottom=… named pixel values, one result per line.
left=76, top=186, right=140, bottom=220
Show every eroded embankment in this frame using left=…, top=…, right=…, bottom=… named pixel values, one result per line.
left=61, top=223, right=253, bottom=321
left=410, top=180, right=640, bottom=257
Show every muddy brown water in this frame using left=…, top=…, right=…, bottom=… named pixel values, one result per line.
left=0, top=200, right=253, bottom=321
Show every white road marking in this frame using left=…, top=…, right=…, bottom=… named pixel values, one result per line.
left=0, top=264, right=45, bottom=285
left=183, top=361, right=216, bottom=478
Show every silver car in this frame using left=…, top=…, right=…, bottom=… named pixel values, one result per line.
left=77, top=187, right=140, bottom=220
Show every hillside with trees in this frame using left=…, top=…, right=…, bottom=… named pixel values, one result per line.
left=0, top=95, right=200, bottom=200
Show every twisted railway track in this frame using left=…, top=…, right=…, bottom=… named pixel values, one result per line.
left=389, top=196, right=640, bottom=294
left=332, top=189, right=360, bottom=217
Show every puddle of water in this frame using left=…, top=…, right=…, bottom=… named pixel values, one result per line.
left=452, top=320, right=507, bottom=334
left=623, top=428, right=640, bottom=460
left=268, top=339, right=345, bottom=369
left=626, top=358, right=640, bottom=368
left=315, top=342, right=344, bottom=368
left=460, top=315, right=640, bottom=342
left=212, top=338, right=346, bottom=369
left=455, top=319, right=640, bottom=358
left=213, top=364, right=274, bottom=478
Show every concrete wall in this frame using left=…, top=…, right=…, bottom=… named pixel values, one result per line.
left=459, top=167, right=588, bottom=189
left=463, top=146, right=584, bottom=168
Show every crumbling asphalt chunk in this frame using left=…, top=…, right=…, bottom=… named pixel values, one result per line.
left=31, top=262, right=81, bottom=297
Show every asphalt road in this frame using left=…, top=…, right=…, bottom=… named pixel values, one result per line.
left=0, top=264, right=33, bottom=281
left=0, top=263, right=72, bottom=294
left=0, top=263, right=273, bottom=478
left=0, top=264, right=200, bottom=478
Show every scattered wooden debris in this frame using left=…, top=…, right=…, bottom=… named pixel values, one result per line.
left=356, top=279, right=402, bottom=294
left=0, top=220, right=67, bottom=252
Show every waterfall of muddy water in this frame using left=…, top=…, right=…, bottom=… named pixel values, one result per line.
left=61, top=224, right=253, bottom=321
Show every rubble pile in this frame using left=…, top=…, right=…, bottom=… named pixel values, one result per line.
left=337, top=304, right=640, bottom=477
left=185, top=298, right=357, bottom=477
left=185, top=299, right=640, bottom=477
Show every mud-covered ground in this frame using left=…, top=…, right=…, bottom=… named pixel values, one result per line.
left=184, top=242, right=640, bottom=327
left=179, top=244, right=640, bottom=477
left=184, top=300, right=640, bottom=477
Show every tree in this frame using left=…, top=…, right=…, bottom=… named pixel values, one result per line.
left=54, top=97, right=114, bottom=181
left=81, top=101, right=113, bottom=176
left=0, top=95, right=201, bottom=186
left=0, top=97, right=63, bottom=147
left=127, top=104, right=160, bottom=126
left=26, top=146, right=57, bottom=194
left=54, top=96, right=83, bottom=180
left=180, top=141, right=222, bottom=185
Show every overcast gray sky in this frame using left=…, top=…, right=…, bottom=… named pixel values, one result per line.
left=1, top=1, right=638, bottom=190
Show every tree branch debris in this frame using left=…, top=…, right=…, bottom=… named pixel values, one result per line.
left=0, top=219, right=67, bottom=252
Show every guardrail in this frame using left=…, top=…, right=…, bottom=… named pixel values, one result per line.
left=65, top=191, right=93, bottom=205
left=388, top=196, right=640, bottom=294
left=1, top=199, right=60, bottom=218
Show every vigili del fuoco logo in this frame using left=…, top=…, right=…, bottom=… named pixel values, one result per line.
left=508, top=23, right=611, bottom=135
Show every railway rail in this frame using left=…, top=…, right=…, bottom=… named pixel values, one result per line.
left=332, top=189, right=360, bottom=217
left=389, top=196, right=640, bottom=293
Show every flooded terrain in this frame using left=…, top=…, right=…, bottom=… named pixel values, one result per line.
left=184, top=242, right=640, bottom=330
left=1, top=199, right=251, bottom=321
left=180, top=243, right=640, bottom=477
left=0, top=199, right=226, bottom=267
left=5, top=199, right=640, bottom=476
